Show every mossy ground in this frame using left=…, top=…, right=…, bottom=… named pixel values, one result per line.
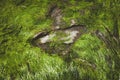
left=0, top=0, right=119, bottom=80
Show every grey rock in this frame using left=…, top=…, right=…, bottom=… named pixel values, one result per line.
left=31, top=25, right=86, bottom=55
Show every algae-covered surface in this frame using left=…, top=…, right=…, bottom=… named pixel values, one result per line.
left=0, top=0, right=120, bottom=80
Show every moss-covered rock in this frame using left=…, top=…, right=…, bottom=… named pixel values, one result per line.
left=0, top=0, right=119, bottom=80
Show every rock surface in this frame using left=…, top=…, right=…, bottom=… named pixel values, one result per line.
left=47, top=5, right=63, bottom=30
left=31, top=5, right=87, bottom=55
left=31, top=25, right=86, bottom=55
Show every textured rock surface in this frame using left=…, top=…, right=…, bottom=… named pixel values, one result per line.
left=31, top=25, right=86, bottom=55
left=47, top=5, right=63, bottom=30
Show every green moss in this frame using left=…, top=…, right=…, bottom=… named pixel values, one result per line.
left=71, top=33, right=109, bottom=80
left=0, top=0, right=119, bottom=80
